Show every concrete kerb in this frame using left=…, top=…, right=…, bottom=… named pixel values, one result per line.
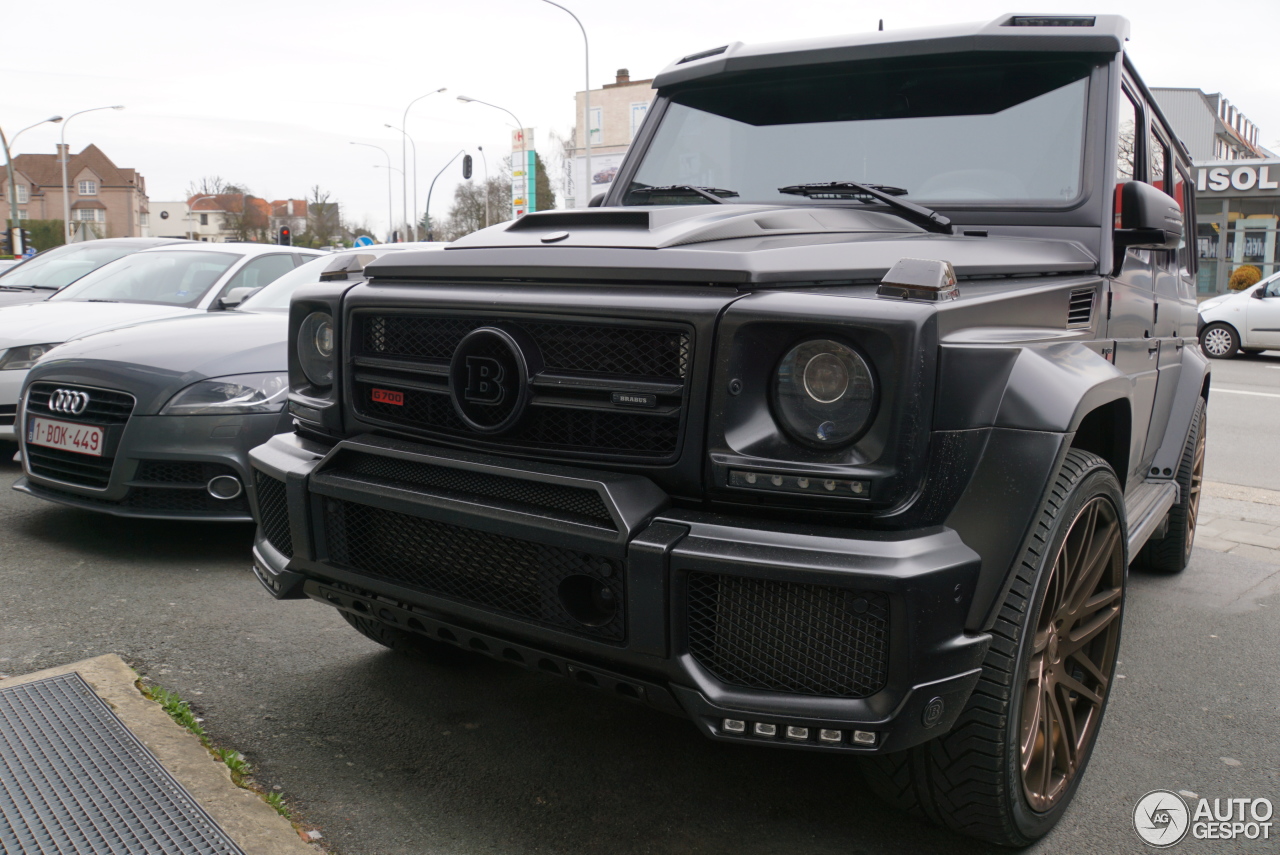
left=0, top=654, right=317, bottom=855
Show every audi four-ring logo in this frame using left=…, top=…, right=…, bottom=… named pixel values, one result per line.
left=49, top=389, right=91, bottom=416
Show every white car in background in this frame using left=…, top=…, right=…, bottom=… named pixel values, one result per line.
left=0, top=243, right=322, bottom=438
left=1198, top=272, right=1280, bottom=358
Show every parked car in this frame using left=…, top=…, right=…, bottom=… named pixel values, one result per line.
left=12, top=244, right=442, bottom=520
left=246, top=14, right=1208, bottom=848
left=0, top=238, right=190, bottom=308
left=0, top=243, right=323, bottom=439
left=1198, top=271, right=1280, bottom=357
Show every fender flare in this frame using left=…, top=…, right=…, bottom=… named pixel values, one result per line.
left=1148, top=344, right=1210, bottom=478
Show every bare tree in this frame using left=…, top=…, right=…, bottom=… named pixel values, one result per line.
left=300, top=185, right=342, bottom=247
left=184, top=176, right=246, bottom=199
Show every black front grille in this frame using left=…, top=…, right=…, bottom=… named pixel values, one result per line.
left=686, top=573, right=889, bottom=699
left=325, top=451, right=615, bottom=529
left=323, top=498, right=624, bottom=641
left=357, top=383, right=681, bottom=459
left=360, top=315, right=690, bottom=380
left=26, top=446, right=114, bottom=489
left=23, top=383, right=135, bottom=489
left=26, top=383, right=134, bottom=426
left=254, top=471, right=294, bottom=558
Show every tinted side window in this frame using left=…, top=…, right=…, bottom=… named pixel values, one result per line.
left=1115, top=89, right=1139, bottom=226
left=1148, top=128, right=1171, bottom=196
left=220, top=254, right=298, bottom=297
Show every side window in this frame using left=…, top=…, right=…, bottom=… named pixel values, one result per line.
left=1115, top=89, right=1139, bottom=226
left=1148, top=128, right=1171, bottom=196
left=1175, top=167, right=1196, bottom=275
left=217, top=255, right=299, bottom=300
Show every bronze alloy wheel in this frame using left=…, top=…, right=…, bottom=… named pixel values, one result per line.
left=1184, top=418, right=1206, bottom=563
left=1020, top=495, right=1125, bottom=812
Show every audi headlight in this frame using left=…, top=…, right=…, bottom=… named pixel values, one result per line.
left=0, top=343, right=63, bottom=370
left=160, top=372, right=288, bottom=415
left=772, top=339, right=876, bottom=447
left=297, top=311, right=335, bottom=387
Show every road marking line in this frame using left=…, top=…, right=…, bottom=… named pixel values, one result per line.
left=1215, top=388, right=1280, bottom=399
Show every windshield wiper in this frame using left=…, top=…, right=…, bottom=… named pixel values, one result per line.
left=778, top=181, right=952, bottom=235
left=628, top=184, right=738, bottom=204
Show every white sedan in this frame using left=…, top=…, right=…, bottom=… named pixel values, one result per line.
left=1198, top=272, right=1280, bottom=358
left=0, top=243, right=322, bottom=438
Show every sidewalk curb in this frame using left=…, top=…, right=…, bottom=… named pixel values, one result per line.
left=1204, top=480, right=1280, bottom=507
left=0, top=654, right=315, bottom=855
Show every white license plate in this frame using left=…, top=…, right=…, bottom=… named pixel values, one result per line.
left=26, top=416, right=105, bottom=457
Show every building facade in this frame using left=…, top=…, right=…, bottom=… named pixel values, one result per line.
left=568, top=68, right=655, bottom=206
left=151, top=195, right=311, bottom=243
left=4, top=144, right=149, bottom=238
left=1152, top=89, right=1276, bottom=294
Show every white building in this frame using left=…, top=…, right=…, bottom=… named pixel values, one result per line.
left=567, top=69, right=655, bottom=207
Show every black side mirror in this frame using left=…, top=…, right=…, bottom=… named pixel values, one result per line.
left=588, top=193, right=606, bottom=208
left=462, top=155, right=473, bottom=180
left=1253, top=286, right=1266, bottom=299
left=1114, top=180, right=1182, bottom=250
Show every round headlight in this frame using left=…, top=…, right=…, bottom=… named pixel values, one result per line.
left=773, top=339, right=875, bottom=447
left=298, top=311, right=335, bottom=387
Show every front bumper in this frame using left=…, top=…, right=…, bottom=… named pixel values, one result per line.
left=16, top=409, right=286, bottom=521
left=250, top=432, right=989, bottom=754
left=0, top=368, right=27, bottom=438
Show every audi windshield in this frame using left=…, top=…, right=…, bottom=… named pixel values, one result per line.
left=623, top=54, right=1095, bottom=208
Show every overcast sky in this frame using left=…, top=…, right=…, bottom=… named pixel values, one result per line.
left=4, top=0, right=1277, bottom=238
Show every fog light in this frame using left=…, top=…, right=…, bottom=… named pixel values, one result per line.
left=785, top=726, right=809, bottom=741
left=753, top=722, right=777, bottom=737
left=818, top=729, right=843, bottom=744
left=852, top=730, right=877, bottom=746
left=723, top=719, right=746, bottom=734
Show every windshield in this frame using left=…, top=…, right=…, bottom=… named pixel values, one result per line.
left=50, top=250, right=240, bottom=307
left=239, top=252, right=380, bottom=311
left=625, top=54, right=1094, bottom=207
left=0, top=242, right=144, bottom=290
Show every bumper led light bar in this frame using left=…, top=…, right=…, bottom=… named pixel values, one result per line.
left=729, top=469, right=869, bottom=497
left=721, top=719, right=878, bottom=748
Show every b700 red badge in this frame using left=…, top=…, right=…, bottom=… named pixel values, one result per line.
left=371, top=388, right=404, bottom=406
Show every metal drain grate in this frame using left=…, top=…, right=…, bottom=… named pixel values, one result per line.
left=0, top=672, right=244, bottom=855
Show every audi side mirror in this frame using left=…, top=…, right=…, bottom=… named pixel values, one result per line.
left=1114, top=180, right=1182, bottom=250
left=588, top=193, right=606, bottom=208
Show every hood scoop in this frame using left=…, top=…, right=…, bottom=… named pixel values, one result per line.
left=450, top=204, right=920, bottom=251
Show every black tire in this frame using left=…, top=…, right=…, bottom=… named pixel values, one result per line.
left=862, top=450, right=1127, bottom=847
left=1199, top=322, right=1239, bottom=359
left=1134, top=398, right=1206, bottom=574
left=340, top=610, right=453, bottom=658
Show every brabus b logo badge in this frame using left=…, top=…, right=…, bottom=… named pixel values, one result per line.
left=448, top=326, right=534, bottom=435
left=464, top=356, right=506, bottom=404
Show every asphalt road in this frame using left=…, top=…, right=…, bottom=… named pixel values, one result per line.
left=1202, top=349, right=1280, bottom=490
left=1, top=398, right=1279, bottom=855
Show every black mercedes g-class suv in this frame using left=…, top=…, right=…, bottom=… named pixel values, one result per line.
left=248, top=14, right=1209, bottom=846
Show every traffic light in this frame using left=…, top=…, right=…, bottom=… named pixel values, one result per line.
left=462, top=154, right=473, bottom=180
left=278, top=226, right=291, bottom=246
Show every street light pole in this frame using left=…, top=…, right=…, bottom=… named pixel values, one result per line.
left=457, top=96, right=527, bottom=217
left=539, top=0, right=590, bottom=207
left=1, top=115, right=63, bottom=234
left=59, top=105, right=124, bottom=241
left=400, top=87, right=446, bottom=241
left=385, top=125, right=418, bottom=240
left=184, top=193, right=221, bottom=241
left=425, top=150, right=466, bottom=242
left=477, top=145, right=489, bottom=229
left=351, top=141, right=396, bottom=242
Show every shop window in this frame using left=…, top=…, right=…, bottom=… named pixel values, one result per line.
left=78, top=180, right=98, bottom=195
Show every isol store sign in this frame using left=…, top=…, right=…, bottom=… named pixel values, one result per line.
left=1198, top=163, right=1280, bottom=193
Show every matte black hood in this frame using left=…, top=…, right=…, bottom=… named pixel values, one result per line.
left=363, top=205, right=1098, bottom=286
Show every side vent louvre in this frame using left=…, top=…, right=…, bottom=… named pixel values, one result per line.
left=1067, top=288, right=1095, bottom=328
